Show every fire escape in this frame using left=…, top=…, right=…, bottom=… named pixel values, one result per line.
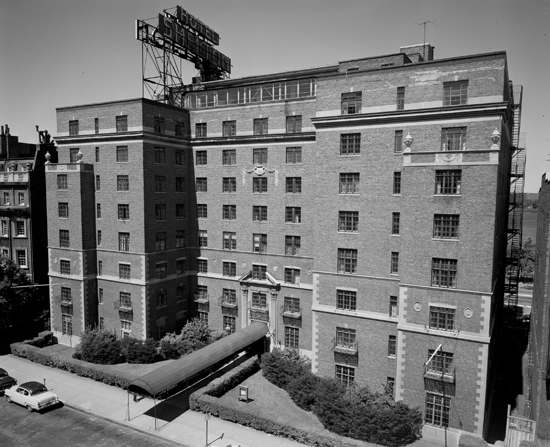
left=504, top=83, right=525, bottom=318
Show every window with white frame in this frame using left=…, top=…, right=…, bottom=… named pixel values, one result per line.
left=120, top=320, right=131, bottom=337
left=425, top=393, right=451, bottom=427
left=335, top=364, right=355, bottom=387
left=253, top=234, right=267, bottom=253
left=337, top=289, right=356, bottom=311
left=284, top=267, right=300, bottom=284
left=223, top=205, right=236, bottom=220
left=119, top=263, right=131, bottom=279
left=429, top=306, right=455, bottom=331
left=431, top=258, right=457, bottom=288
left=60, top=259, right=70, bottom=274
left=16, top=250, right=27, bottom=267
left=223, top=315, right=236, bottom=333
left=58, top=202, right=69, bottom=218
left=223, top=232, right=236, bottom=250
left=223, top=261, right=236, bottom=277
left=337, top=248, right=357, bottom=274
left=285, top=326, right=299, bottom=349
left=338, top=211, right=358, bottom=232
left=62, top=314, right=73, bottom=335
left=252, top=264, right=266, bottom=280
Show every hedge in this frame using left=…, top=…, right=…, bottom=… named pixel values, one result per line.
left=519, top=442, right=537, bottom=447
left=191, top=356, right=365, bottom=447
left=459, top=434, right=489, bottom=447
left=10, top=342, right=136, bottom=389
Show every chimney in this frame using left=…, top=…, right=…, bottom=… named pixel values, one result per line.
left=400, top=44, right=434, bottom=62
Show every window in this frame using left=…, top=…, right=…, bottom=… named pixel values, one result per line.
left=156, top=232, right=166, bottom=250
left=223, top=120, right=236, bottom=137
left=15, top=220, right=25, bottom=237
left=154, top=117, right=165, bottom=134
left=431, top=258, right=457, bottom=288
left=98, top=260, right=102, bottom=276
left=253, top=148, right=268, bottom=165
left=118, top=292, right=132, bottom=309
left=176, top=285, right=186, bottom=302
left=95, top=146, right=100, bottom=162
left=286, top=207, right=301, bottom=224
left=116, top=115, right=128, bottom=132
left=443, top=80, right=468, bottom=106
left=57, top=174, right=68, bottom=190
left=17, top=193, right=24, bottom=205
left=339, top=211, right=358, bottom=232
left=441, top=127, right=467, bottom=151
left=157, top=290, right=167, bottom=308
left=60, top=259, right=70, bottom=274
left=197, top=259, right=208, bottom=273
left=388, top=335, right=397, bottom=357
left=396, top=87, right=405, bottom=110
left=252, top=264, right=267, bottom=280
left=197, top=204, right=208, bottom=219
left=253, top=206, right=267, bottom=222
left=285, top=236, right=301, bottom=255
left=116, top=146, right=128, bottom=162
left=222, top=177, right=236, bottom=193
left=433, top=215, right=459, bottom=239
left=285, top=327, right=300, bottom=349
left=95, top=175, right=101, bottom=191
left=429, top=306, right=455, bottom=331
left=286, top=177, right=302, bottom=193
left=223, top=316, right=236, bottom=334
left=337, top=289, right=357, bottom=311
left=155, top=204, right=166, bottom=220
left=118, top=204, right=129, bottom=220
left=117, top=175, right=129, bottom=191
left=223, top=149, right=236, bottom=165
left=286, top=115, right=302, bottom=133
left=196, top=122, right=207, bottom=137
left=156, top=317, right=168, bottom=338
left=3, top=192, right=9, bottom=205
left=198, top=230, right=208, bottom=247
left=154, top=147, right=165, bottom=163
left=176, top=204, right=185, bottom=219
left=391, top=252, right=399, bottom=274
left=425, top=393, right=451, bottom=427
left=223, top=261, right=236, bottom=277
left=284, top=296, right=300, bottom=314
left=173, top=176, right=184, bottom=193
left=196, top=178, right=208, bottom=192
left=119, top=263, right=131, bottom=279
left=58, top=203, right=69, bottom=218
left=70, top=149, right=79, bottom=163
left=223, top=205, right=236, bottom=220
left=336, top=365, right=355, bottom=387
left=62, top=314, right=73, bottom=336
left=96, top=203, right=101, bottom=219
left=285, top=268, right=300, bottom=284
left=286, top=147, right=302, bottom=164
left=198, top=312, right=208, bottom=324
left=156, top=261, right=168, bottom=278
left=175, top=149, right=185, bottom=165
left=94, top=118, right=99, bottom=135
left=394, top=130, right=403, bottom=153
left=393, top=172, right=402, bottom=194
left=176, top=230, right=185, bottom=248
left=59, top=230, right=70, bottom=247
left=252, top=291, right=267, bottom=308
left=196, top=150, right=207, bottom=165
left=121, top=320, right=132, bottom=336
left=341, top=92, right=362, bottom=114
left=119, top=232, right=130, bottom=251
left=222, top=288, right=237, bottom=305
left=252, top=177, right=267, bottom=193
left=336, top=327, right=356, bottom=348
left=387, top=377, right=395, bottom=397
left=390, top=296, right=398, bottom=317
left=99, top=288, right=103, bottom=304
left=0, top=219, right=7, bottom=237
left=69, top=120, right=79, bottom=136
left=339, top=173, right=359, bottom=194
left=223, top=232, right=237, bottom=250
left=253, top=234, right=267, bottom=253
left=427, top=349, right=454, bottom=375
left=16, top=249, right=27, bottom=268
left=153, top=176, right=165, bottom=193
left=435, top=170, right=461, bottom=195
left=97, top=230, right=102, bottom=246
left=175, top=122, right=185, bottom=137
left=337, top=248, right=357, bottom=274
left=392, top=213, right=400, bottom=235
left=253, top=118, right=268, bottom=135
left=340, top=133, right=361, bottom=155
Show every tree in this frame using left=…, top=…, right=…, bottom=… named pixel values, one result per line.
left=520, top=238, right=535, bottom=281
left=74, top=327, right=122, bottom=364
left=159, top=317, right=213, bottom=359
left=0, top=257, right=49, bottom=353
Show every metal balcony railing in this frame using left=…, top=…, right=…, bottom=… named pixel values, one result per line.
left=423, top=364, right=456, bottom=383
left=194, top=294, right=209, bottom=304
left=333, top=338, right=358, bottom=355
left=281, top=305, right=302, bottom=319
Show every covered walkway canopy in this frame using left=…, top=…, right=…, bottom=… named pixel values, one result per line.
left=128, top=322, right=268, bottom=398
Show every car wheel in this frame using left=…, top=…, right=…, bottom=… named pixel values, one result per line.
left=26, top=405, right=33, bottom=412
left=5, top=396, right=11, bottom=403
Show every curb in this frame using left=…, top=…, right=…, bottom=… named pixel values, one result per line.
left=63, top=401, right=193, bottom=447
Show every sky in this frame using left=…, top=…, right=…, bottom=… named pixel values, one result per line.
left=1, top=0, right=548, bottom=192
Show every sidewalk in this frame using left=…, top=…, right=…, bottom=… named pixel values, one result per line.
left=0, top=354, right=308, bottom=447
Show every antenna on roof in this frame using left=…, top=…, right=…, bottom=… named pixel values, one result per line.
left=414, top=19, right=437, bottom=60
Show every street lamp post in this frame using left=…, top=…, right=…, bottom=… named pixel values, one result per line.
left=205, top=412, right=210, bottom=447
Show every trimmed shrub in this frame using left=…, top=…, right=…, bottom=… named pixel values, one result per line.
left=459, top=434, right=489, bottom=447
left=260, top=348, right=310, bottom=389
left=203, top=356, right=260, bottom=398
left=74, top=327, right=122, bottom=364
left=286, top=370, right=320, bottom=411
left=22, top=331, right=55, bottom=348
left=519, top=442, right=537, bottom=447
left=159, top=318, right=212, bottom=359
left=120, top=337, right=159, bottom=364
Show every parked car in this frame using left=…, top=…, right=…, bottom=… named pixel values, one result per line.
left=5, top=381, right=59, bottom=412
left=0, top=368, right=17, bottom=394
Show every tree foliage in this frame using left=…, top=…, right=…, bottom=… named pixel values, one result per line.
left=74, top=327, right=122, bottom=364
left=0, top=257, right=49, bottom=353
left=520, top=238, right=535, bottom=281
left=119, top=337, right=160, bottom=364
left=159, top=317, right=213, bottom=359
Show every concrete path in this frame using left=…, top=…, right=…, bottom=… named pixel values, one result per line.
left=0, top=354, right=308, bottom=447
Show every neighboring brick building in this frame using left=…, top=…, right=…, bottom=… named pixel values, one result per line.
left=47, top=43, right=523, bottom=442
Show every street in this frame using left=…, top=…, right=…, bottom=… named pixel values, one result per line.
left=0, top=396, right=179, bottom=447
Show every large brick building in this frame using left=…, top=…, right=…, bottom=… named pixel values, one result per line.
left=47, top=43, right=523, bottom=442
